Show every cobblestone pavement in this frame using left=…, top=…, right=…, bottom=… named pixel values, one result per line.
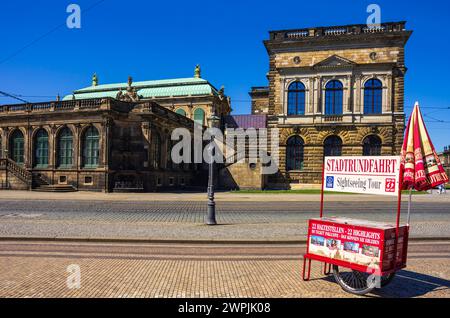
left=0, top=240, right=449, bottom=298
left=0, top=200, right=449, bottom=241
left=1, top=190, right=449, bottom=202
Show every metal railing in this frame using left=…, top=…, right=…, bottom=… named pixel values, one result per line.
left=114, top=181, right=144, bottom=189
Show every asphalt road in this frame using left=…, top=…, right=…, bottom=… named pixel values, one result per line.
left=0, top=199, right=449, bottom=223
left=0, top=199, right=449, bottom=241
left=1, top=240, right=450, bottom=260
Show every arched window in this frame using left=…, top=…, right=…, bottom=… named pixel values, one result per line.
left=286, top=136, right=305, bottom=171
left=34, top=129, right=49, bottom=167
left=324, top=135, right=342, bottom=157
left=363, top=135, right=382, bottom=156
left=176, top=108, right=186, bottom=117
left=82, top=126, right=100, bottom=168
left=325, top=80, right=343, bottom=115
left=57, top=127, right=73, bottom=167
left=152, top=132, right=161, bottom=169
left=287, top=82, right=306, bottom=115
left=193, top=108, right=205, bottom=125
left=9, top=130, right=25, bottom=165
left=364, top=79, right=383, bottom=114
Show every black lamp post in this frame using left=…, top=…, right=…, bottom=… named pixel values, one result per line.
left=205, top=114, right=220, bottom=225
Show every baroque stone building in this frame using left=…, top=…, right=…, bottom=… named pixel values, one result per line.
left=250, top=21, right=412, bottom=188
left=439, top=146, right=450, bottom=184
left=0, top=22, right=414, bottom=191
left=66, top=65, right=231, bottom=124
left=0, top=67, right=231, bottom=192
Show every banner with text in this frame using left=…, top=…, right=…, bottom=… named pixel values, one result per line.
left=324, top=156, right=401, bottom=196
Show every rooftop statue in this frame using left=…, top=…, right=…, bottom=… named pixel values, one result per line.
left=194, top=65, right=201, bottom=78
left=92, top=73, right=98, bottom=87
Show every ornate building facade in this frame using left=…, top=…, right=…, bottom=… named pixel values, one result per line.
left=0, top=23, right=414, bottom=191
left=250, top=22, right=412, bottom=187
left=66, top=65, right=231, bottom=124
left=0, top=67, right=231, bottom=192
left=439, top=146, right=450, bottom=184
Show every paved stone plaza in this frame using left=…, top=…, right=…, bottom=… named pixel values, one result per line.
left=0, top=191, right=449, bottom=298
left=0, top=240, right=449, bottom=298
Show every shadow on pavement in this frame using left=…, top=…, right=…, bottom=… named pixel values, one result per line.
left=373, top=270, right=450, bottom=298
left=315, top=270, right=449, bottom=298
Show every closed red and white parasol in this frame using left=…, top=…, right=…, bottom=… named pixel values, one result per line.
left=401, top=102, right=449, bottom=191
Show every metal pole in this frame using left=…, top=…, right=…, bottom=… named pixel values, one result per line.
left=393, top=163, right=404, bottom=270
left=320, top=162, right=325, bottom=218
left=407, top=188, right=413, bottom=226
left=206, top=135, right=217, bottom=225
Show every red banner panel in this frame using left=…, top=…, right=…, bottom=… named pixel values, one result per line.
left=306, top=218, right=408, bottom=274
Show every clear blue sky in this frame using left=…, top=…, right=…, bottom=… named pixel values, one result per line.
left=0, top=0, right=449, bottom=150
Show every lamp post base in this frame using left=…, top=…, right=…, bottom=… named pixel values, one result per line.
left=206, top=201, right=217, bottom=225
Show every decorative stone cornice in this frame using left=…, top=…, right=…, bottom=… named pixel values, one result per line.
left=265, top=22, right=412, bottom=54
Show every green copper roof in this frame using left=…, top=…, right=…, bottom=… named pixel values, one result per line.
left=63, top=77, right=220, bottom=101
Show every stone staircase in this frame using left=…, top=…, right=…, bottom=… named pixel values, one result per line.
left=32, top=173, right=50, bottom=188
left=31, top=184, right=77, bottom=192
left=31, top=173, right=76, bottom=192
left=0, top=158, right=76, bottom=192
left=0, top=158, right=32, bottom=190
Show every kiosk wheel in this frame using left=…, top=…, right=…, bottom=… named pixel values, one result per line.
left=379, top=272, right=396, bottom=287
left=332, top=266, right=395, bottom=295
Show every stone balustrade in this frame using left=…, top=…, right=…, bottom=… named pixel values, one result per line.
left=270, top=22, right=406, bottom=40
left=0, top=98, right=130, bottom=115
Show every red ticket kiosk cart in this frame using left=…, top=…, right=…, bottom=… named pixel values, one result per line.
left=302, top=102, right=449, bottom=295
left=302, top=156, right=408, bottom=295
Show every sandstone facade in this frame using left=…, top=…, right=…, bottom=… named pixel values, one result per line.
left=439, top=146, right=450, bottom=184
left=0, top=99, right=200, bottom=192
left=252, top=22, right=412, bottom=187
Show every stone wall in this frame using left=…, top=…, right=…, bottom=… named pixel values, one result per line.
left=219, top=161, right=266, bottom=190
left=249, top=87, right=270, bottom=115
left=251, top=97, right=270, bottom=115
left=439, top=149, right=450, bottom=184
left=0, top=170, right=29, bottom=190
left=270, top=125, right=398, bottom=186
left=158, top=95, right=231, bottom=126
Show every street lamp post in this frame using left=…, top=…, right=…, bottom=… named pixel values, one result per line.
left=206, top=134, right=217, bottom=225
left=205, top=114, right=220, bottom=225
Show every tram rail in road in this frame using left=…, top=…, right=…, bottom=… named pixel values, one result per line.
left=0, top=239, right=449, bottom=261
